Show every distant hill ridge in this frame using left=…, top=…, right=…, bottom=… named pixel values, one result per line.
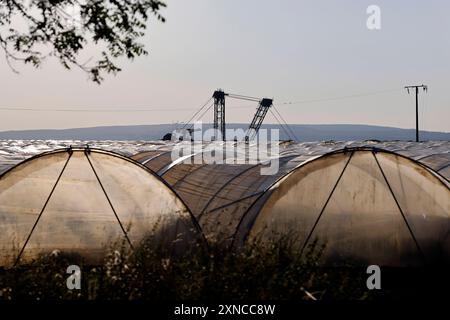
left=0, top=124, right=448, bottom=141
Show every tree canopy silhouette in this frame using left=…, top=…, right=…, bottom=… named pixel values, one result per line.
left=0, top=0, right=166, bottom=83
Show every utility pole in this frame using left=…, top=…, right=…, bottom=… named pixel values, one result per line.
left=405, top=84, right=427, bottom=142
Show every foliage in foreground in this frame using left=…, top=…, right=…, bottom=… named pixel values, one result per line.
left=0, top=1, right=166, bottom=83
left=0, top=234, right=372, bottom=301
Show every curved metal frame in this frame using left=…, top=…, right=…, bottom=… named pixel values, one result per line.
left=141, top=150, right=175, bottom=173
left=197, top=155, right=301, bottom=220
left=231, top=146, right=450, bottom=248
left=437, top=163, right=450, bottom=172
left=133, top=145, right=449, bottom=249
left=414, top=152, right=450, bottom=172
left=0, top=147, right=208, bottom=252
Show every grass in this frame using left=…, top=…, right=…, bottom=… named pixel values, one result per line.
left=0, top=231, right=374, bottom=301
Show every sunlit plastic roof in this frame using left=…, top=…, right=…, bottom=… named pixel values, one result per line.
left=0, top=147, right=202, bottom=267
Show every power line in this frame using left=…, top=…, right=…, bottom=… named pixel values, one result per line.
left=280, top=88, right=401, bottom=106
left=0, top=88, right=402, bottom=113
left=0, top=106, right=201, bottom=112
left=0, top=104, right=258, bottom=112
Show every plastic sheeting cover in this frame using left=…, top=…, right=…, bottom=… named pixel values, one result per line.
left=244, top=150, right=450, bottom=266
left=0, top=148, right=200, bottom=267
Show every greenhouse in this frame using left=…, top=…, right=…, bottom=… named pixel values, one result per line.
left=0, top=141, right=448, bottom=268
left=0, top=147, right=201, bottom=267
left=132, top=141, right=450, bottom=267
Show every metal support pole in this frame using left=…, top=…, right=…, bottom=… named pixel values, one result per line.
left=415, top=87, right=419, bottom=142
left=405, top=84, right=427, bottom=143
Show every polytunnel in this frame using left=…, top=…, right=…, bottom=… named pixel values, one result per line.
left=132, top=141, right=450, bottom=267
left=0, top=147, right=203, bottom=267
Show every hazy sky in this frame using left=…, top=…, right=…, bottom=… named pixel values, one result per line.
left=0, top=0, right=449, bottom=132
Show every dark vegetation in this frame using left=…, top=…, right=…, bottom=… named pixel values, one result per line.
left=1, top=225, right=448, bottom=301
left=0, top=235, right=374, bottom=301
